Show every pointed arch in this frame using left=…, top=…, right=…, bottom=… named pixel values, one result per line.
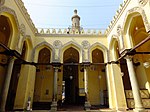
left=20, top=35, right=33, bottom=61
left=123, top=7, right=150, bottom=48
left=0, top=6, right=19, bottom=49
left=89, top=42, right=109, bottom=63
left=109, top=35, right=119, bottom=47
left=123, top=7, right=150, bottom=34
left=60, top=41, right=82, bottom=63
left=109, top=35, right=120, bottom=61
left=32, top=42, right=54, bottom=62
left=122, top=7, right=150, bottom=49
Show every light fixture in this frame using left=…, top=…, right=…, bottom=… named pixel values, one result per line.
left=45, top=65, right=51, bottom=71
left=69, top=75, right=73, bottom=80
left=143, top=61, right=150, bottom=68
left=135, top=27, right=138, bottom=30
left=143, top=56, right=150, bottom=68
left=121, top=72, right=124, bottom=76
left=98, top=75, right=101, bottom=79
left=3, top=27, right=6, bottom=30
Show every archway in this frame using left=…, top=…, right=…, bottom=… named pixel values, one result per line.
left=62, top=47, right=80, bottom=105
left=33, top=47, right=52, bottom=110
left=130, top=15, right=149, bottom=90
left=0, top=15, right=12, bottom=109
left=5, top=41, right=27, bottom=111
left=89, top=48, right=107, bottom=107
left=110, top=38, right=132, bottom=90
left=123, top=13, right=150, bottom=108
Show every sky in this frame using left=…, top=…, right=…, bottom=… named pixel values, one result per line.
left=22, top=0, right=123, bottom=30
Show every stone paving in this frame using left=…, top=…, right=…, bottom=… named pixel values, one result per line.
left=29, top=109, right=150, bottom=112
left=13, top=109, right=150, bottom=112
left=13, top=105, right=150, bottom=112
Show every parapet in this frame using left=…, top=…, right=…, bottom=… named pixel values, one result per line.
left=36, top=28, right=105, bottom=35
left=105, top=0, right=130, bottom=35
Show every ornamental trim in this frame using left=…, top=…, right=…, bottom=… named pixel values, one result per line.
left=53, top=40, right=62, bottom=49
left=138, top=0, right=148, bottom=6
left=82, top=40, right=90, bottom=49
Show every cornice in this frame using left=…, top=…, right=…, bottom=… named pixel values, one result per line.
left=14, top=0, right=37, bottom=34
left=105, top=0, right=131, bottom=36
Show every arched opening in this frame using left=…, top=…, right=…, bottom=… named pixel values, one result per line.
left=89, top=48, right=107, bottom=108
left=110, top=38, right=132, bottom=91
left=33, top=47, right=52, bottom=110
left=111, top=39, right=132, bottom=108
left=0, top=15, right=12, bottom=109
left=130, top=16, right=149, bottom=89
left=60, top=42, right=82, bottom=63
left=117, top=47, right=131, bottom=91
left=5, top=41, right=27, bottom=111
left=130, top=15, right=150, bottom=108
left=0, top=15, right=11, bottom=46
left=62, top=47, right=80, bottom=106
left=123, top=14, right=150, bottom=108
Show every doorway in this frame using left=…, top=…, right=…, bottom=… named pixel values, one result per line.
left=60, top=47, right=83, bottom=111
left=63, top=60, right=79, bottom=104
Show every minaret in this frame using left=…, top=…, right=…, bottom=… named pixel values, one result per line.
left=71, top=9, right=80, bottom=32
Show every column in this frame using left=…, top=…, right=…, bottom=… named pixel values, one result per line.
left=105, top=64, right=114, bottom=108
left=0, top=56, right=15, bottom=111
left=109, top=63, right=127, bottom=111
left=51, top=66, right=59, bottom=111
left=14, top=65, right=36, bottom=110
left=125, top=55, right=145, bottom=112
left=83, top=64, right=91, bottom=110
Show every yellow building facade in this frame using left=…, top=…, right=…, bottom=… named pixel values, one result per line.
left=0, top=0, right=150, bottom=111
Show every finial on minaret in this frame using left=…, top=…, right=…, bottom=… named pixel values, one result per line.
left=74, top=9, right=77, bottom=15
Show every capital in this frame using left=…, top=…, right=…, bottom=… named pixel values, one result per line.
left=82, top=62, right=91, bottom=68
left=124, top=55, right=133, bottom=60
left=52, top=62, right=61, bottom=67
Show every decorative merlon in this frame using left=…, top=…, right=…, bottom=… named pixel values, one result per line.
left=105, top=0, right=131, bottom=35
left=15, top=0, right=37, bottom=33
left=36, top=28, right=104, bottom=35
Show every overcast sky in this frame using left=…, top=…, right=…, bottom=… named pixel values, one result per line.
left=23, top=0, right=123, bottom=30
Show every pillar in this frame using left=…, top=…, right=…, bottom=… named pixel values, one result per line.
left=109, top=63, right=127, bottom=111
left=14, top=65, right=36, bottom=110
left=51, top=65, right=59, bottom=111
left=83, top=63, right=91, bottom=110
left=0, top=56, right=15, bottom=111
left=105, top=64, right=115, bottom=109
left=125, top=55, right=145, bottom=112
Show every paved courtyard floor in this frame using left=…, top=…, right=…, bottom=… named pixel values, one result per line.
left=13, top=105, right=150, bottom=112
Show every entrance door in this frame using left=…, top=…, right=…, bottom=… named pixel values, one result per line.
left=63, top=63, right=79, bottom=104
